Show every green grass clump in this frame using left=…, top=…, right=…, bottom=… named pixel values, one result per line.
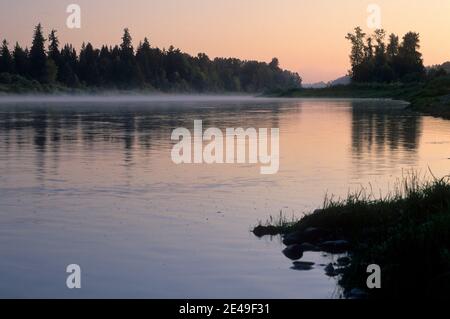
left=253, top=211, right=299, bottom=236
left=254, top=173, right=450, bottom=298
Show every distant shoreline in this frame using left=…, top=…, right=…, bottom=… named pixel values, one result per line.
left=0, top=84, right=252, bottom=97
left=0, top=93, right=274, bottom=104
left=2, top=83, right=449, bottom=121
left=267, top=81, right=450, bottom=120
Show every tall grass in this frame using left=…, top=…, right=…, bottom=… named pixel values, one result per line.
left=253, top=172, right=450, bottom=298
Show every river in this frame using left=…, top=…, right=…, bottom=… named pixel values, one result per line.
left=0, top=96, right=449, bottom=298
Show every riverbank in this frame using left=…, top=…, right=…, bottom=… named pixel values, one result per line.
left=252, top=174, right=450, bottom=299
left=4, top=75, right=450, bottom=121
left=0, top=81, right=262, bottom=97
left=0, top=72, right=298, bottom=96
left=0, top=74, right=174, bottom=95
left=268, top=77, right=450, bottom=120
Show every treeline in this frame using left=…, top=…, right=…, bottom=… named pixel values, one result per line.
left=345, top=27, right=434, bottom=83
left=0, top=24, right=302, bottom=92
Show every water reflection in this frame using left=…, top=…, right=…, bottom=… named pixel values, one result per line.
left=0, top=100, right=286, bottom=180
left=350, top=100, right=422, bottom=175
left=0, top=97, right=448, bottom=298
left=0, top=100, right=421, bottom=168
left=0, top=98, right=428, bottom=201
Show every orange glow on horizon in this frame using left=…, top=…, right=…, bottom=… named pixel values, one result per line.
left=1, top=0, right=449, bottom=83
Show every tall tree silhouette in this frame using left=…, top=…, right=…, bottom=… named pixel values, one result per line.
left=397, top=32, right=425, bottom=81
left=59, top=44, right=79, bottom=86
left=29, top=24, right=48, bottom=82
left=98, top=45, right=113, bottom=86
left=136, top=38, right=153, bottom=84
left=346, top=27, right=366, bottom=71
left=386, top=34, right=399, bottom=61
left=79, top=42, right=100, bottom=85
left=48, top=30, right=60, bottom=62
left=118, top=28, right=143, bottom=87
left=13, top=43, right=29, bottom=76
left=0, top=40, right=13, bottom=73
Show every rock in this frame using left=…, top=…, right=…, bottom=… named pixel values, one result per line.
left=252, top=225, right=280, bottom=237
left=283, top=227, right=328, bottom=245
left=282, top=231, right=304, bottom=245
left=346, top=288, right=369, bottom=299
left=298, top=242, right=321, bottom=252
left=282, top=244, right=304, bottom=260
left=303, top=227, right=328, bottom=242
left=324, top=263, right=337, bottom=277
left=337, top=256, right=351, bottom=267
left=291, top=261, right=314, bottom=271
left=320, top=240, right=351, bottom=254
left=324, top=263, right=346, bottom=277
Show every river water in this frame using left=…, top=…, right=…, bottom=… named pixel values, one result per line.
left=0, top=96, right=449, bottom=298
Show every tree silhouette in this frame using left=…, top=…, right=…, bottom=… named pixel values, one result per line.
left=13, top=43, right=29, bottom=77
left=397, top=32, right=425, bottom=81
left=0, top=40, right=13, bottom=73
left=346, top=27, right=366, bottom=71
left=386, top=34, right=399, bottom=61
left=346, top=27, right=426, bottom=83
left=0, top=24, right=302, bottom=92
left=79, top=43, right=100, bottom=86
left=59, top=44, right=79, bottom=86
left=29, top=23, right=48, bottom=82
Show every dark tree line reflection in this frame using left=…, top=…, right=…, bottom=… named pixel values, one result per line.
left=0, top=100, right=422, bottom=179
left=350, top=100, right=422, bottom=174
left=0, top=101, right=284, bottom=177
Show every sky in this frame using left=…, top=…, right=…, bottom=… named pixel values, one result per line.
left=0, top=0, right=450, bottom=83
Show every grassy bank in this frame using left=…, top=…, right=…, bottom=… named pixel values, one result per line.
left=0, top=72, right=297, bottom=96
left=0, top=73, right=173, bottom=95
left=269, top=77, right=450, bottom=120
left=253, top=174, right=450, bottom=299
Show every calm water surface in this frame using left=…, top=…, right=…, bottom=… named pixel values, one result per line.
left=0, top=96, right=449, bottom=298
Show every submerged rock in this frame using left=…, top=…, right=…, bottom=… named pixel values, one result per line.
left=324, top=262, right=348, bottom=277
left=282, top=244, right=304, bottom=260
left=324, top=263, right=347, bottom=277
left=291, top=261, right=315, bottom=271
left=298, top=242, right=321, bottom=252
left=325, top=263, right=338, bottom=277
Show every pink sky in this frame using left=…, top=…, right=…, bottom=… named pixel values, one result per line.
left=1, top=0, right=450, bottom=82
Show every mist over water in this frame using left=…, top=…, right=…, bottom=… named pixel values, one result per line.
left=0, top=94, right=269, bottom=103
left=0, top=96, right=449, bottom=298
